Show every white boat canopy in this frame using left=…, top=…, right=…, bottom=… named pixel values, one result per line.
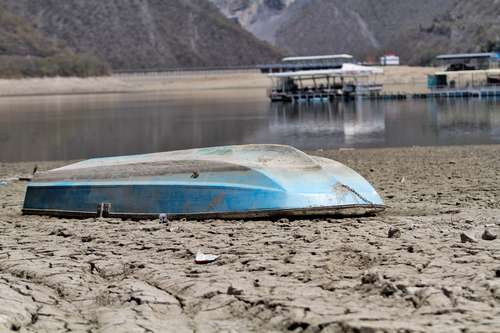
left=282, top=54, right=354, bottom=62
left=268, top=63, right=383, bottom=79
left=436, top=53, right=500, bottom=61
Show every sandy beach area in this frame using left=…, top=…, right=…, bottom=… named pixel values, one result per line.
left=0, top=66, right=436, bottom=98
left=1, top=145, right=499, bottom=332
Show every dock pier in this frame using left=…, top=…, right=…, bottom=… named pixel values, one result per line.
left=363, top=86, right=500, bottom=101
left=271, top=87, right=500, bottom=102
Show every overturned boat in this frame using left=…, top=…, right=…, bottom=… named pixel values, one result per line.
left=22, top=145, right=384, bottom=219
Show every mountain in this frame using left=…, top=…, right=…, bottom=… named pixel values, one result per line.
left=2, top=0, right=497, bottom=76
left=394, top=1, right=500, bottom=64
left=210, top=0, right=298, bottom=44
left=0, top=0, right=282, bottom=71
left=210, top=0, right=500, bottom=65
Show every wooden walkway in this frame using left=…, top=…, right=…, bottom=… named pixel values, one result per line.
left=371, top=87, right=500, bottom=100
left=272, top=88, right=500, bottom=102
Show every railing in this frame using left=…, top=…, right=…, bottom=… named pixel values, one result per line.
left=112, top=65, right=259, bottom=76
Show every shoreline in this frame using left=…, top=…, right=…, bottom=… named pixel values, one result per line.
left=1, top=142, right=499, bottom=166
left=0, top=66, right=437, bottom=98
left=0, top=71, right=270, bottom=98
left=1, top=144, right=499, bottom=332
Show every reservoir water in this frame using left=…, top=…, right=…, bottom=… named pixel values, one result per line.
left=1, top=91, right=499, bottom=162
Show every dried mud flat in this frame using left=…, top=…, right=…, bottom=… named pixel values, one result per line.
left=0, top=145, right=499, bottom=333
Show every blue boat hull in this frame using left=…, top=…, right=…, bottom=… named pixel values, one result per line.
left=22, top=145, right=385, bottom=219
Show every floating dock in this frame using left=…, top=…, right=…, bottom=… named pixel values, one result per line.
left=362, top=87, right=500, bottom=101
left=268, top=52, right=500, bottom=103
left=268, top=64, right=384, bottom=102
left=271, top=89, right=500, bottom=102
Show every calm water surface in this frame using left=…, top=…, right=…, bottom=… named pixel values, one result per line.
left=1, top=91, right=499, bottom=162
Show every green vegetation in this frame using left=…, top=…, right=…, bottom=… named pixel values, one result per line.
left=0, top=6, right=111, bottom=78
left=0, top=53, right=111, bottom=78
left=0, top=7, right=58, bottom=57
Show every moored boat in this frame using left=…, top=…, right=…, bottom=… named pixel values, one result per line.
left=22, top=145, right=384, bottom=219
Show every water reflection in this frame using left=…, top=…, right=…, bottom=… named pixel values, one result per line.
left=265, top=98, right=500, bottom=149
left=0, top=93, right=499, bottom=162
left=264, top=101, right=385, bottom=148
left=0, top=93, right=270, bottom=161
left=433, top=99, right=500, bottom=144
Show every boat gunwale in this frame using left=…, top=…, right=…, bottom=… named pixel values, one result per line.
left=22, top=204, right=386, bottom=220
left=25, top=181, right=285, bottom=192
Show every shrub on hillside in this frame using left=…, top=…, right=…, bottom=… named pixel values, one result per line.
left=0, top=52, right=111, bottom=78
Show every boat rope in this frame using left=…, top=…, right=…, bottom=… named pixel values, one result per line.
left=340, top=184, right=373, bottom=205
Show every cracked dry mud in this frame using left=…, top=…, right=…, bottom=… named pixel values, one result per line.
left=0, top=145, right=499, bottom=333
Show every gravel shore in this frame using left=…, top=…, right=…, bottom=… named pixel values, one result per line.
left=1, top=145, right=499, bottom=332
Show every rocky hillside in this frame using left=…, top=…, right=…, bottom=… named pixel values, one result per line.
left=2, top=0, right=497, bottom=75
left=0, top=0, right=282, bottom=71
left=0, top=8, right=59, bottom=58
left=210, top=0, right=500, bottom=65
left=0, top=6, right=110, bottom=78
left=210, top=0, right=298, bottom=43
left=394, top=0, right=500, bottom=64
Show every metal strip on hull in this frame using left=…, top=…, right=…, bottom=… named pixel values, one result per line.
left=22, top=204, right=385, bottom=220
left=22, top=183, right=381, bottom=218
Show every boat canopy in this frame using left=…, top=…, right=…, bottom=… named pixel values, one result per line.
left=436, top=53, right=500, bottom=61
left=269, top=64, right=383, bottom=79
left=282, top=54, right=354, bottom=62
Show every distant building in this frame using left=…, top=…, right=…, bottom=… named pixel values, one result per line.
left=428, top=53, right=500, bottom=90
left=380, top=55, right=400, bottom=66
left=435, top=52, right=500, bottom=71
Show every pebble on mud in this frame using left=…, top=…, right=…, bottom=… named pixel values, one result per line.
left=388, top=226, right=401, bottom=239
left=227, top=286, right=243, bottom=296
left=460, top=232, right=478, bottom=243
left=50, top=228, right=72, bottom=238
left=81, top=236, right=94, bottom=243
left=381, top=282, right=398, bottom=297
left=361, top=271, right=383, bottom=285
left=482, top=229, right=497, bottom=241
